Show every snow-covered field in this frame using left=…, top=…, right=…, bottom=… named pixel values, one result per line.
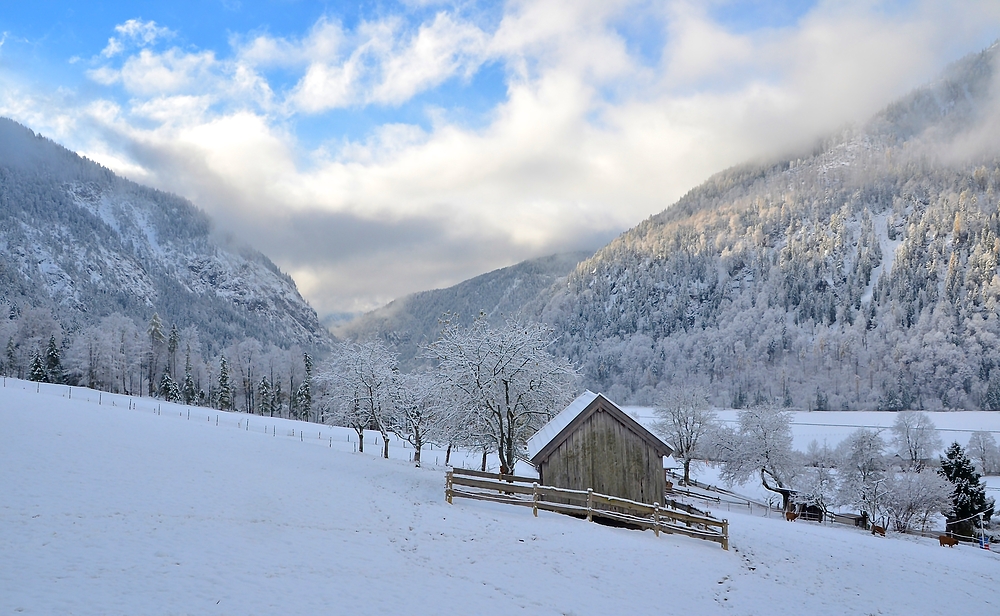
left=3, top=379, right=999, bottom=615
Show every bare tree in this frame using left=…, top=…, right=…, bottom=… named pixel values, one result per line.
left=835, top=428, right=888, bottom=524
left=883, top=470, right=952, bottom=533
left=890, top=411, right=942, bottom=472
left=712, top=406, right=797, bottom=509
left=323, top=340, right=398, bottom=458
left=426, top=314, right=577, bottom=474
left=653, top=387, right=716, bottom=484
left=388, top=372, right=443, bottom=466
left=967, top=431, right=1000, bottom=475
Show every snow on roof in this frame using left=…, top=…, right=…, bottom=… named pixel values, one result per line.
left=525, top=390, right=600, bottom=460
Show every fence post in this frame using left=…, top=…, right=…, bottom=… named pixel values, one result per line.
left=587, top=488, right=593, bottom=522
left=653, top=502, right=660, bottom=537
left=533, top=483, right=539, bottom=517
left=446, top=470, right=453, bottom=504
left=722, top=519, right=729, bottom=551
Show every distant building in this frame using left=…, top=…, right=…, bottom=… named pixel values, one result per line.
left=526, top=391, right=673, bottom=504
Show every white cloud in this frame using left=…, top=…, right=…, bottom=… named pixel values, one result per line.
left=101, top=19, right=175, bottom=58
left=7, top=0, right=1000, bottom=315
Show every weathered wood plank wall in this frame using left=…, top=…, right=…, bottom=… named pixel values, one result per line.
left=539, top=407, right=665, bottom=503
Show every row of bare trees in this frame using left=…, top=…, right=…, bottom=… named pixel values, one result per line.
left=653, top=391, right=995, bottom=533
left=318, top=315, right=577, bottom=470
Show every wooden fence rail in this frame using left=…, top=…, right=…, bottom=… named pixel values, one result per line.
left=446, top=467, right=728, bottom=550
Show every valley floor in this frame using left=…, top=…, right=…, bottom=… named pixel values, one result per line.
left=2, top=380, right=998, bottom=615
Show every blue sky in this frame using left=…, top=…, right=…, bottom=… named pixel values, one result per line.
left=1, top=1, right=999, bottom=316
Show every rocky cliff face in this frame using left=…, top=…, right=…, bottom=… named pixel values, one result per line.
left=0, top=117, right=328, bottom=352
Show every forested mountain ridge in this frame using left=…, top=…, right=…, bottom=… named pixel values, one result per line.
left=338, top=251, right=592, bottom=368
left=539, top=42, right=1000, bottom=410
left=0, top=117, right=328, bottom=354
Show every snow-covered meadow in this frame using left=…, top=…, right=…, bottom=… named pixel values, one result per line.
left=3, top=379, right=999, bottom=614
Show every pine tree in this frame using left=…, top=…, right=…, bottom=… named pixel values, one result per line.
left=167, top=324, right=180, bottom=380
left=258, top=376, right=272, bottom=417
left=28, top=351, right=48, bottom=383
left=147, top=313, right=165, bottom=397
left=44, top=335, right=63, bottom=384
left=6, top=337, right=17, bottom=378
left=182, top=348, right=197, bottom=405
left=218, top=357, right=232, bottom=411
left=158, top=372, right=180, bottom=402
left=272, top=381, right=283, bottom=418
left=939, top=442, right=995, bottom=537
left=295, top=352, right=313, bottom=422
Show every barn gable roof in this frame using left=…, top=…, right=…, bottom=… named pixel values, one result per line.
left=526, top=391, right=673, bottom=465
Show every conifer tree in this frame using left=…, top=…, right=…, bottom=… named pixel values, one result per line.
left=158, top=372, right=180, bottom=402
left=6, top=337, right=17, bottom=378
left=939, top=442, right=995, bottom=537
left=44, top=335, right=63, bottom=384
left=167, top=324, right=180, bottom=380
left=147, top=313, right=165, bottom=397
left=182, top=348, right=197, bottom=405
left=218, top=357, right=232, bottom=411
left=295, top=352, right=313, bottom=422
left=29, top=351, right=48, bottom=383
left=258, top=376, right=272, bottom=417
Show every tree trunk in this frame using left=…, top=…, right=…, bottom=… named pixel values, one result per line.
left=760, top=468, right=790, bottom=510
left=481, top=448, right=487, bottom=472
left=382, top=435, right=389, bottom=459
left=445, top=443, right=452, bottom=466
left=356, top=428, right=364, bottom=453
left=413, top=441, right=421, bottom=466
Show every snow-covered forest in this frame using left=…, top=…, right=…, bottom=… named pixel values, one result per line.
left=539, top=45, right=1000, bottom=410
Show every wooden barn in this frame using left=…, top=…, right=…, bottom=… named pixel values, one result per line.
left=526, top=391, right=673, bottom=505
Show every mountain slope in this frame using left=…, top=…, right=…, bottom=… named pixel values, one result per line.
left=338, top=251, right=591, bottom=367
left=538, top=43, right=1000, bottom=409
left=0, top=118, right=328, bottom=352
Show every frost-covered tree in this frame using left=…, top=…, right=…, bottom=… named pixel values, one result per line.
left=883, top=471, right=952, bottom=533
left=217, top=356, right=233, bottom=411
left=44, top=335, right=62, bottom=384
left=890, top=411, right=942, bottom=472
left=793, top=440, right=839, bottom=516
left=147, top=313, right=165, bottom=397
left=5, top=337, right=16, bottom=377
left=182, top=348, right=197, bottom=405
left=167, top=324, right=180, bottom=381
left=966, top=431, right=1000, bottom=476
left=836, top=428, right=888, bottom=523
left=158, top=372, right=180, bottom=402
left=652, top=387, right=716, bottom=484
left=939, top=442, right=995, bottom=537
left=713, top=406, right=796, bottom=509
left=295, top=352, right=313, bottom=422
left=28, top=350, right=48, bottom=383
left=426, top=314, right=577, bottom=474
left=323, top=340, right=398, bottom=457
left=389, top=372, right=442, bottom=466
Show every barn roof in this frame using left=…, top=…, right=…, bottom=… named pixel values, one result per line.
left=526, top=391, right=673, bottom=465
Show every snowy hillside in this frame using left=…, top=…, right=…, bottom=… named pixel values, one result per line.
left=0, top=118, right=327, bottom=351
left=338, top=251, right=591, bottom=369
left=533, top=43, right=1000, bottom=409
left=3, top=379, right=998, bottom=615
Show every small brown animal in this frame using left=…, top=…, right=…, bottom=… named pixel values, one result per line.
left=785, top=511, right=799, bottom=522
left=871, top=524, right=886, bottom=537
left=939, top=535, right=959, bottom=547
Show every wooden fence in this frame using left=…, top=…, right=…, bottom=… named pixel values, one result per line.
left=445, top=467, right=729, bottom=550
